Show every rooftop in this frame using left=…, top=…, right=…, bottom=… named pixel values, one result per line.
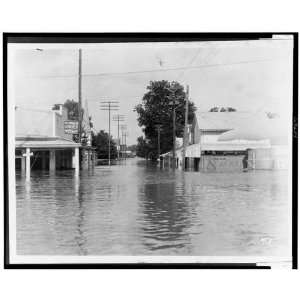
left=15, top=136, right=80, bottom=149
left=195, top=111, right=269, bottom=131
left=194, top=111, right=289, bottom=145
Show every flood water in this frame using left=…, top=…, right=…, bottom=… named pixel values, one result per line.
left=16, top=158, right=291, bottom=256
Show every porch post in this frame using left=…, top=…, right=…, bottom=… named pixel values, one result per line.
left=25, top=147, right=31, bottom=180
left=74, top=147, right=79, bottom=175
left=21, top=150, right=26, bottom=174
left=49, top=150, right=56, bottom=171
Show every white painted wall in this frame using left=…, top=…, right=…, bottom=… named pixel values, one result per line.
left=16, top=106, right=73, bottom=140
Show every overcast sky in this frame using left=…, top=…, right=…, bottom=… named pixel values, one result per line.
left=9, top=38, right=293, bottom=145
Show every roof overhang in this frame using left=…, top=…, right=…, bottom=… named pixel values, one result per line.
left=15, top=136, right=81, bottom=149
left=201, top=142, right=270, bottom=151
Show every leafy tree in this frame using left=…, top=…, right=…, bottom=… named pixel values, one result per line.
left=63, top=99, right=84, bottom=120
left=135, top=80, right=196, bottom=159
left=92, top=130, right=117, bottom=159
left=209, top=106, right=236, bottom=112
left=136, top=136, right=152, bottom=158
left=227, top=107, right=236, bottom=112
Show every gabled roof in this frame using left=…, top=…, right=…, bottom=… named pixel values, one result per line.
left=195, top=111, right=269, bottom=131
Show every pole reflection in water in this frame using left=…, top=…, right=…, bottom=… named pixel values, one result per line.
left=138, top=171, right=193, bottom=254
left=74, top=175, right=88, bottom=255
left=16, top=158, right=291, bottom=256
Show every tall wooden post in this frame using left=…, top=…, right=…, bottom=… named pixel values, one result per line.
left=182, top=85, right=189, bottom=171
left=172, top=106, right=176, bottom=169
left=100, top=101, right=119, bottom=165
left=158, top=128, right=160, bottom=159
left=21, top=150, right=26, bottom=174
left=108, top=102, right=111, bottom=165
left=49, top=150, right=56, bottom=171
left=155, top=124, right=162, bottom=162
left=25, top=147, right=31, bottom=180
left=78, top=49, right=82, bottom=145
left=74, top=147, right=79, bottom=175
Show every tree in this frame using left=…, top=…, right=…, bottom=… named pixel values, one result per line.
left=209, top=106, right=237, bottom=112
left=92, top=130, right=117, bottom=159
left=136, top=136, right=152, bottom=158
left=135, top=80, right=196, bottom=160
left=63, top=99, right=84, bottom=120
left=227, top=107, right=236, bottom=112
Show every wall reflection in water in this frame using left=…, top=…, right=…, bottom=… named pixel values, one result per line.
left=16, top=158, right=291, bottom=256
left=138, top=173, right=194, bottom=253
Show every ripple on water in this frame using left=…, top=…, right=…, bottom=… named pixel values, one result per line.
left=16, top=160, right=290, bottom=256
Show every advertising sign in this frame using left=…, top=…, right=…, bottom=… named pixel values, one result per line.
left=64, top=121, right=79, bottom=134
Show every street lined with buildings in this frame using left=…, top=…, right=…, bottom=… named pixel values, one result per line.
left=10, top=36, right=293, bottom=264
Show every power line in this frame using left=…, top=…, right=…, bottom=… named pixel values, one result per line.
left=29, top=57, right=288, bottom=79
left=176, top=47, right=203, bottom=81
left=113, top=114, right=125, bottom=159
left=100, top=101, right=119, bottom=166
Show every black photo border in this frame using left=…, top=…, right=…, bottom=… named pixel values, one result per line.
left=3, top=32, right=298, bottom=269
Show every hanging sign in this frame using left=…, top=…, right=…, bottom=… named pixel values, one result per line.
left=64, top=121, right=79, bottom=134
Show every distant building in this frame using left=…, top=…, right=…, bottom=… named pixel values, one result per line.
left=15, top=104, right=95, bottom=177
left=162, top=111, right=288, bottom=171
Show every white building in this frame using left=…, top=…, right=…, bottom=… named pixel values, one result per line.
left=15, top=104, right=94, bottom=178
left=163, top=111, right=287, bottom=171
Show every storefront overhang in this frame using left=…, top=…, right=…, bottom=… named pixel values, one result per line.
left=15, top=136, right=81, bottom=149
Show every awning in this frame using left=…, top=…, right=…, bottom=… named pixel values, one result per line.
left=15, top=136, right=81, bottom=149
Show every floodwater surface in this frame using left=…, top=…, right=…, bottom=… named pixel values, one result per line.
left=16, top=158, right=291, bottom=256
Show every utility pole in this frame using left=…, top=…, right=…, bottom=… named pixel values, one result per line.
left=100, top=101, right=119, bottom=166
left=167, top=87, right=179, bottom=170
left=123, top=132, right=128, bottom=160
left=113, top=114, right=125, bottom=160
left=172, top=104, right=176, bottom=169
left=182, top=85, right=189, bottom=170
left=155, top=124, right=162, bottom=160
left=120, top=124, right=127, bottom=159
left=78, top=49, right=82, bottom=144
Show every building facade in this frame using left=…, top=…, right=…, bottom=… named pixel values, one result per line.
left=162, top=111, right=287, bottom=172
left=15, top=104, right=94, bottom=178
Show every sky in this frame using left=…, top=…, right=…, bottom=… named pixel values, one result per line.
left=9, top=37, right=294, bottom=145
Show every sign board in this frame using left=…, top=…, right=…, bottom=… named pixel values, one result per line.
left=64, top=121, right=79, bottom=134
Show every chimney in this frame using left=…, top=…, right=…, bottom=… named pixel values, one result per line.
left=52, top=104, right=63, bottom=115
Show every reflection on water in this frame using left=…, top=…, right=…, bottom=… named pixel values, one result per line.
left=16, top=158, right=291, bottom=256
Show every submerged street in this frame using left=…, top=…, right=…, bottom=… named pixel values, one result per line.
left=16, top=158, right=291, bottom=257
